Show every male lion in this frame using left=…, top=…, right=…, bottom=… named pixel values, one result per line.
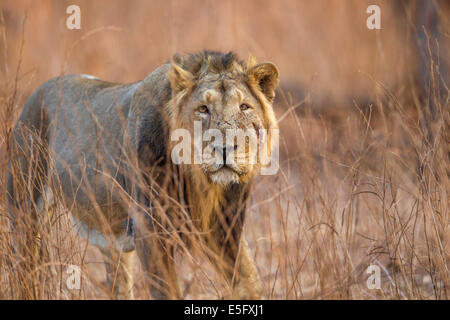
left=7, top=51, right=279, bottom=299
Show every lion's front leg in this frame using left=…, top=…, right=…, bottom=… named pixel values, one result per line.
left=100, top=248, right=135, bottom=300
left=210, top=235, right=262, bottom=299
left=210, top=184, right=262, bottom=299
left=135, top=235, right=182, bottom=300
left=232, top=239, right=263, bottom=299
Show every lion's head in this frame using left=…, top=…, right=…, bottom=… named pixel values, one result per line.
left=167, top=51, right=279, bottom=186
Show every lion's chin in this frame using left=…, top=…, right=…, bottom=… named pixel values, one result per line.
left=207, top=167, right=242, bottom=186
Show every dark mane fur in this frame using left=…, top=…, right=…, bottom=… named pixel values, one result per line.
left=172, top=50, right=246, bottom=79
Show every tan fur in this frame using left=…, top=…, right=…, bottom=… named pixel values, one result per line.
left=165, top=51, right=278, bottom=235
left=8, top=50, right=279, bottom=299
left=154, top=51, right=279, bottom=299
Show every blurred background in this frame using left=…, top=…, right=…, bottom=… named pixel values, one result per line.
left=0, top=0, right=449, bottom=299
left=1, top=0, right=448, bottom=109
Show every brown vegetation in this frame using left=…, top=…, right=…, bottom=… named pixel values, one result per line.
left=0, top=0, right=448, bottom=299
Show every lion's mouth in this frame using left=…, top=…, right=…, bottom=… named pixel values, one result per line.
left=204, top=165, right=245, bottom=185
left=205, top=165, right=244, bottom=176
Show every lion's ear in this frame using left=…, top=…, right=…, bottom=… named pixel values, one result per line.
left=247, top=62, right=279, bottom=102
left=169, top=62, right=194, bottom=93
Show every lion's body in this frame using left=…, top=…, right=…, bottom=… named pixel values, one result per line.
left=13, top=66, right=170, bottom=235
left=7, top=51, right=278, bottom=299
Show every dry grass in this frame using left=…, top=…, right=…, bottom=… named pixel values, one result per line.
left=0, top=1, right=449, bottom=299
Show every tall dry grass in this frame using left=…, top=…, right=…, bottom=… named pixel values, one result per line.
left=0, top=0, right=449, bottom=299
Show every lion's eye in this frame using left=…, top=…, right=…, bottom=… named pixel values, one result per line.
left=240, top=103, right=250, bottom=111
left=198, top=105, right=209, bottom=113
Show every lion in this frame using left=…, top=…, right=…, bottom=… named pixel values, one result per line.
left=6, top=50, right=279, bottom=299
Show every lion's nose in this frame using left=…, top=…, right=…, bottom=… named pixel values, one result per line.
left=223, top=144, right=238, bottom=164
left=212, top=144, right=238, bottom=164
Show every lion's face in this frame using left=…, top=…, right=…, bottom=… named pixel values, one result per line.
left=167, top=52, right=279, bottom=186
left=185, top=74, right=265, bottom=185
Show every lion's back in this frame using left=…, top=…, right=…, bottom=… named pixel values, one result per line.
left=16, top=75, right=141, bottom=214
